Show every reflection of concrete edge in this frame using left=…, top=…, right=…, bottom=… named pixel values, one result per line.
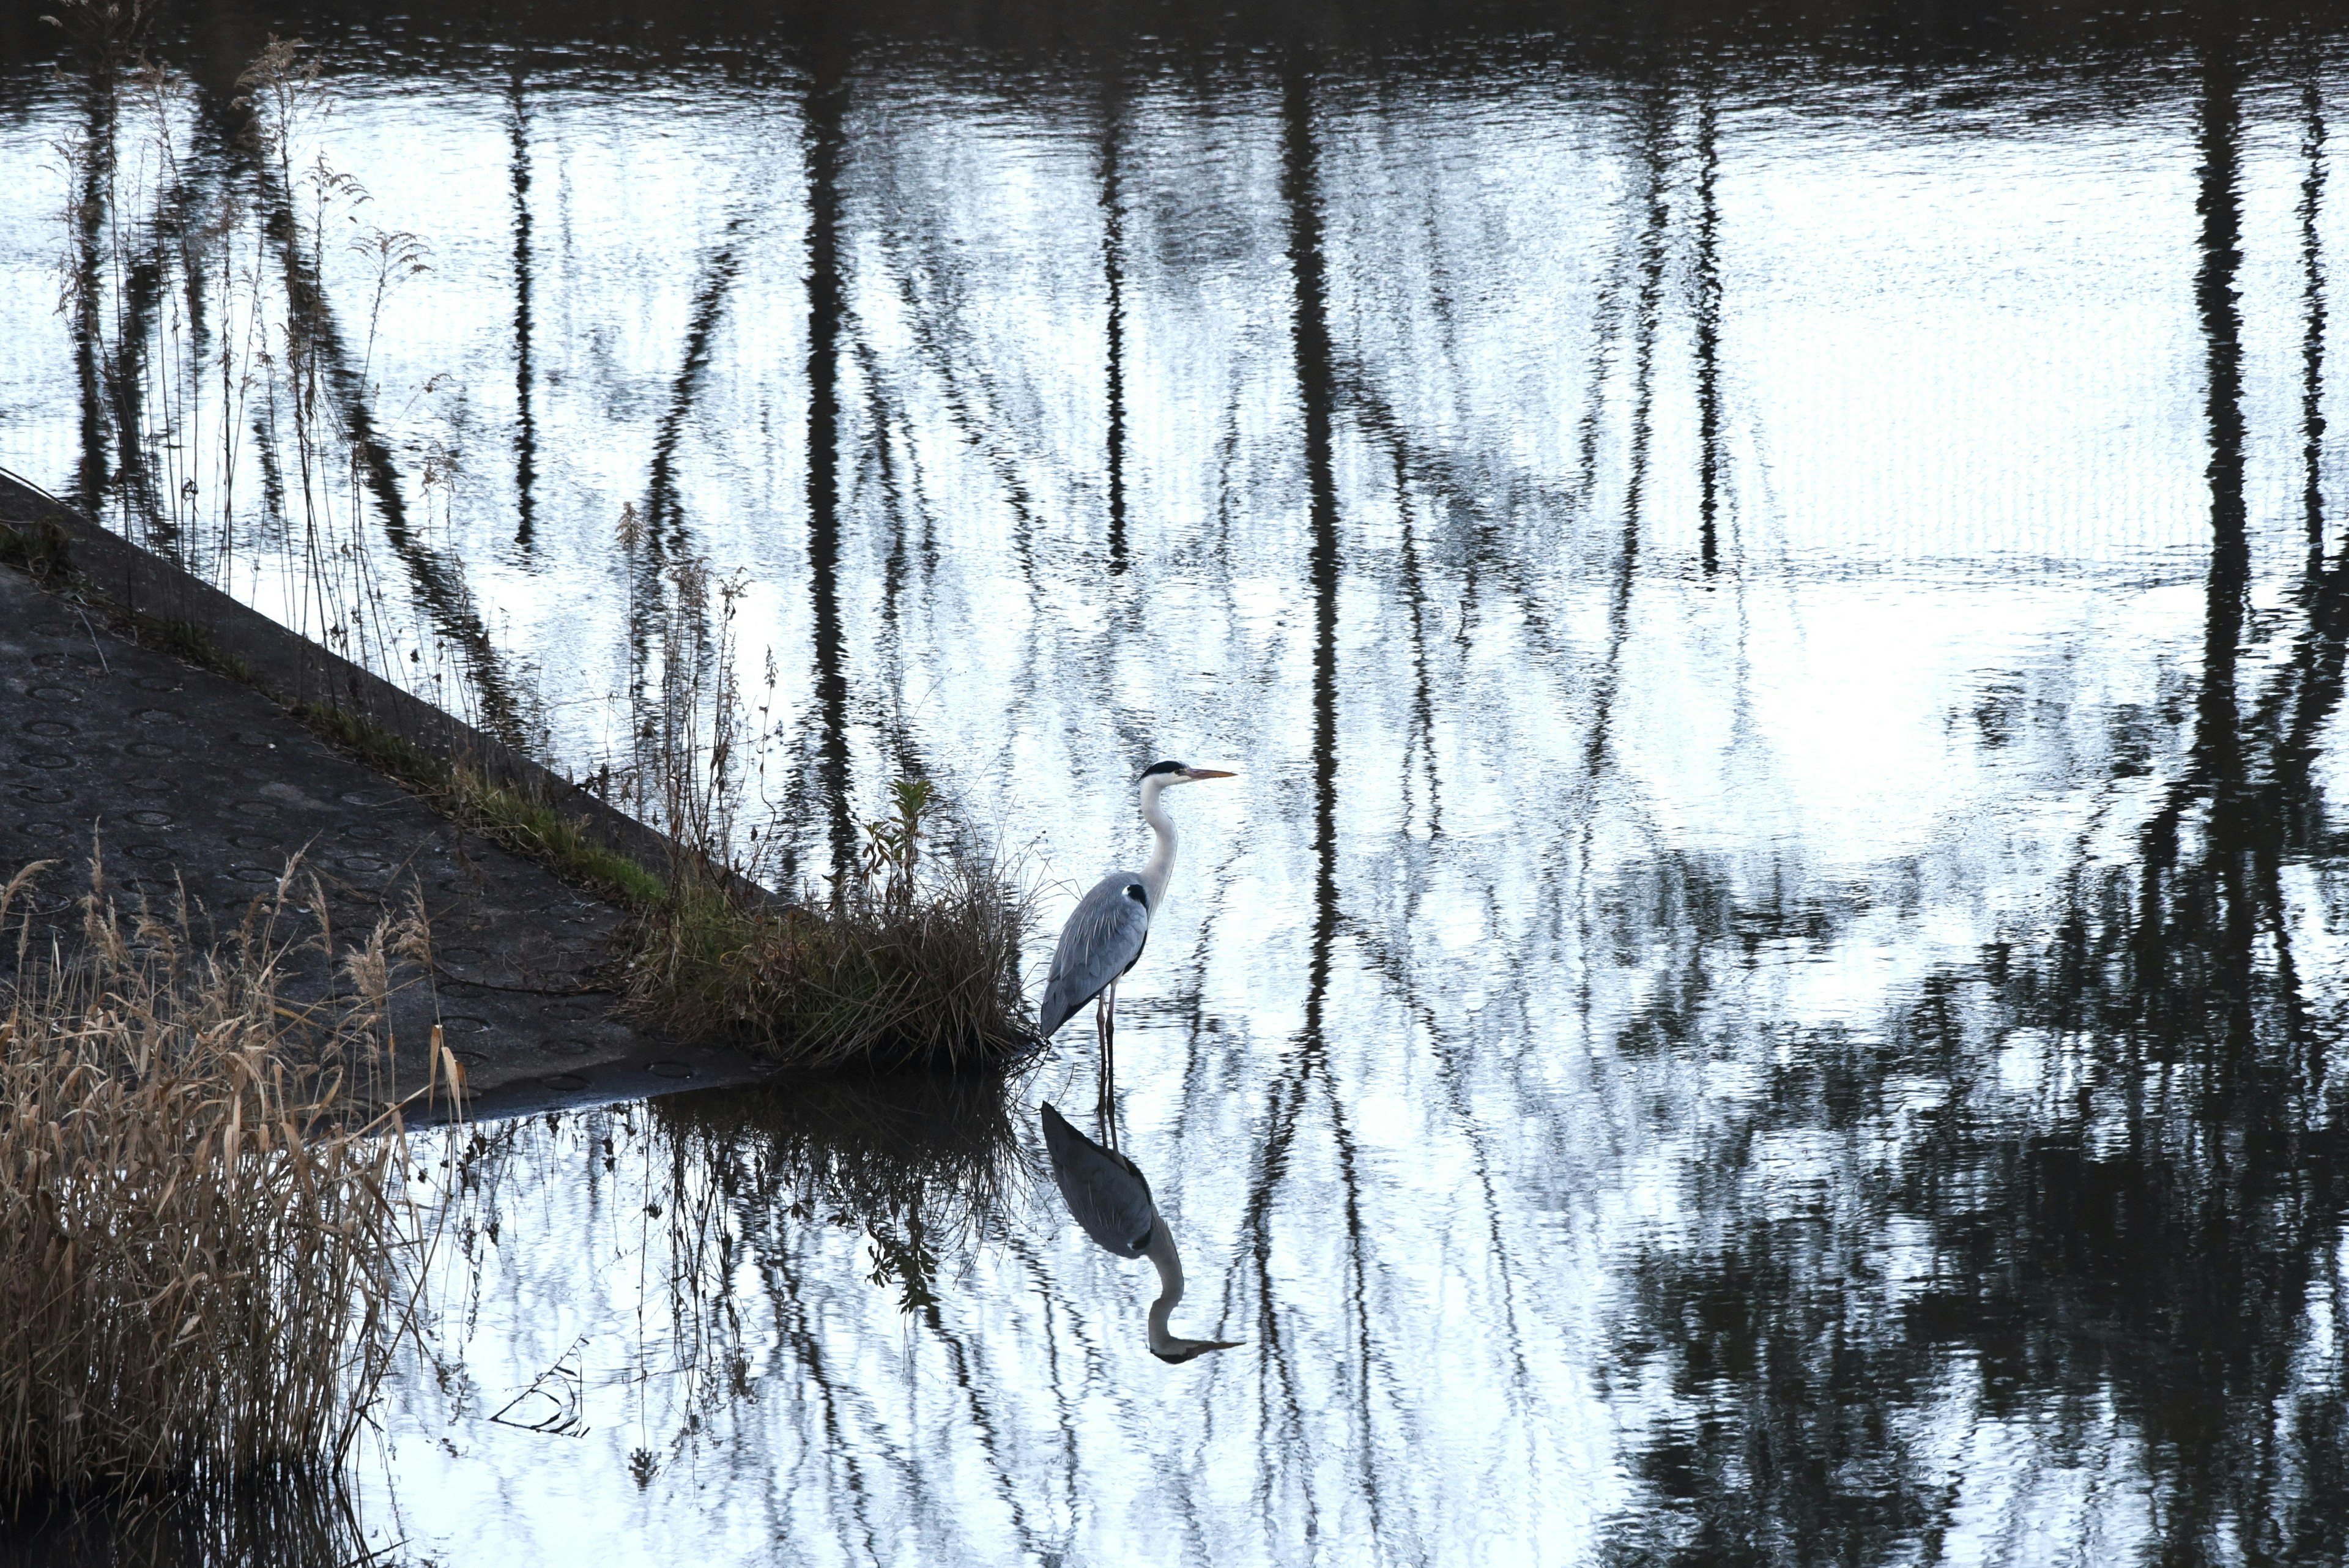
left=454, top=1053, right=756, bottom=1126
left=0, top=464, right=763, bottom=907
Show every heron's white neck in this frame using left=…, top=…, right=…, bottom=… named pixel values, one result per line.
left=1138, top=776, right=1178, bottom=913
left=1143, top=1216, right=1186, bottom=1353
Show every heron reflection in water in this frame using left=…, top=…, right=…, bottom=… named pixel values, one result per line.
left=1037, top=760, right=1233, bottom=1112
left=1040, top=1102, right=1240, bottom=1364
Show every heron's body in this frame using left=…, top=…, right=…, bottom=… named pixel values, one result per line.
left=1037, top=760, right=1231, bottom=1112
left=1037, top=871, right=1153, bottom=1041
left=1040, top=1099, right=1157, bottom=1255
left=1040, top=1102, right=1239, bottom=1363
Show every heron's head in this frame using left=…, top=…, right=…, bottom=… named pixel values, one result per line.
left=1152, top=1337, right=1244, bottom=1364
left=1138, top=759, right=1236, bottom=788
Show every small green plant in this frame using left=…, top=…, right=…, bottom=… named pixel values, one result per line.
left=861, top=778, right=938, bottom=908
left=0, top=516, right=70, bottom=579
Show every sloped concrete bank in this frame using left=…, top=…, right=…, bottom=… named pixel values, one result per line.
left=0, top=468, right=767, bottom=1120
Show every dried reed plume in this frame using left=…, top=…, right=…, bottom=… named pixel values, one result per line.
left=0, top=853, right=434, bottom=1512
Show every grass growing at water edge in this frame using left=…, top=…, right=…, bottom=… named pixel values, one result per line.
left=294, top=699, right=667, bottom=908
left=620, top=779, right=1041, bottom=1071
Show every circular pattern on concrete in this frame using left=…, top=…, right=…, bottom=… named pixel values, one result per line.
left=22, top=720, right=75, bottom=737
left=125, top=843, right=173, bottom=862
left=20, top=753, right=73, bottom=770
left=122, top=809, right=173, bottom=828
left=540, top=1038, right=592, bottom=1058
left=132, top=708, right=176, bottom=725
left=121, top=877, right=179, bottom=901
left=30, top=652, right=69, bottom=669
left=438, top=1014, right=490, bottom=1034
left=29, top=686, right=79, bottom=703
left=226, top=865, right=280, bottom=884
left=340, top=854, right=390, bottom=874
left=341, top=823, right=391, bottom=843
left=226, top=832, right=276, bottom=850
left=126, top=741, right=174, bottom=759
left=15, top=785, right=70, bottom=804
left=124, top=777, right=174, bottom=793
left=18, top=820, right=67, bottom=838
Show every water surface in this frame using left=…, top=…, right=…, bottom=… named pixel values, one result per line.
left=6, top=5, right=2349, bottom=1562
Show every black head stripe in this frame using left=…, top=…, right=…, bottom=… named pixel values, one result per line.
left=1138, top=759, right=1187, bottom=780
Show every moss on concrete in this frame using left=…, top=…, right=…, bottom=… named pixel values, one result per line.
left=292, top=699, right=670, bottom=910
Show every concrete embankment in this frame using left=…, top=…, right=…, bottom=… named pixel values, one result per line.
left=0, top=470, right=765, bottom=1119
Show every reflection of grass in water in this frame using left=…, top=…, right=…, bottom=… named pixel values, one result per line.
left=392, top=1073, right=1033, bottom=1498
left=652, top=1069, right=1034, bottom=1313
left=0, top=1478, right=375, bottom=1567
left=0, top=855, right=438, bottom=1516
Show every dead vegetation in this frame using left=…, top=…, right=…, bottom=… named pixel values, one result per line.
left=0, top=853, right=445, bottom=1514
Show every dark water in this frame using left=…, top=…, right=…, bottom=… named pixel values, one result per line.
left=10, top=2, right=2349, bottom=1562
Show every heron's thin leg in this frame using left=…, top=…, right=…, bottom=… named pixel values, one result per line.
left=1096, top=981, right=1119, bottom=1118
left=1094, top=990, right=1110, bottom=1115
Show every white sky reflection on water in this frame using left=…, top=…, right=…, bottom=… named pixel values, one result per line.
left=8, top=31, right=2349, bottom=1566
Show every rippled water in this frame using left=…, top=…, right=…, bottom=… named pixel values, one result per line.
left=9, top=4, right=2349, bottom=1562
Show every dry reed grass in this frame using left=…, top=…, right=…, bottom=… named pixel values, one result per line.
left=0, top=852, right=440, bottom=1514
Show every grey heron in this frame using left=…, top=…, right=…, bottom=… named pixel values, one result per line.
left=1037, top=760, right=1233, bottom=1111
left=1040, top=1102, right=1241, bottom=1364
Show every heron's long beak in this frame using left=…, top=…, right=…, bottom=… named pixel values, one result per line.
left=1182, top=768, right=1236, bottom=780
left=1153, top=1337, right=1244, bottom=1364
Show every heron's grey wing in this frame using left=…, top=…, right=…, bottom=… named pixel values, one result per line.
left=1036, top=871, right=1152, bottom=1039
left=1039, top=1102, right=1157, bottom=1258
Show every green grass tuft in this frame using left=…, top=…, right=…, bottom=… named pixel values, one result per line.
left=292, top=701, right=670, bottom=910
left=0, top=516, right=70, bottom=581
left=617, top=782, right=1040, bottom=1071
left=139, top=615, right=256, bottom=685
